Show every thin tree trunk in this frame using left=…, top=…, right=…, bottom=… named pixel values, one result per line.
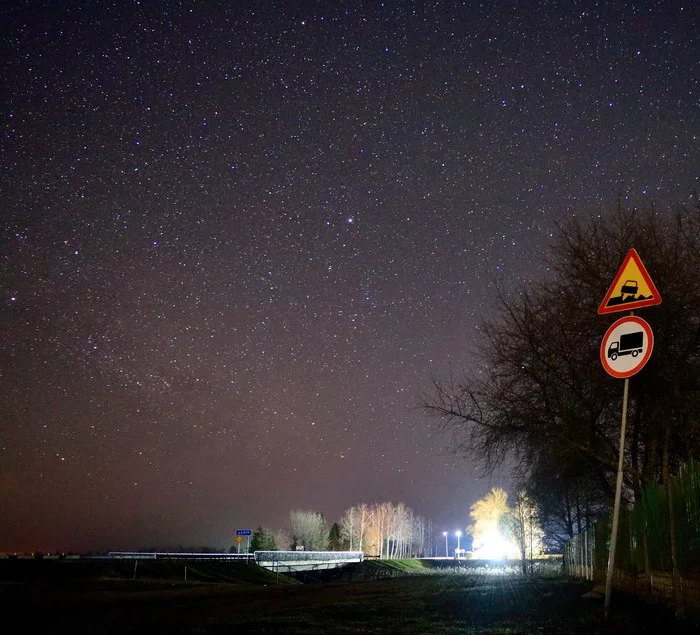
left=641, top=493, right=652, bottom=597
left=631, top=389, right=641, bottom=481
left=663, top=423, right=683, bottom=617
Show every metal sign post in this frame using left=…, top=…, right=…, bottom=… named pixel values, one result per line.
left=600, top=317, right=653, bottom=619
left=236, top=529, right=252, bottom=554
left=597, top=249, right=660, bottom=621
left=604, top=376, right=630, bottom=620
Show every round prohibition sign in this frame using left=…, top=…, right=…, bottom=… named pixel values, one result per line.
left=600, top=315, right=654, bottom=379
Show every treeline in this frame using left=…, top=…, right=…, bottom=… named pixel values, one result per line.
left=340, top=502, right=435, bottom=558
left=423, top=201, right=700, bottom=547
left=246, top=502, right=437, bottom=558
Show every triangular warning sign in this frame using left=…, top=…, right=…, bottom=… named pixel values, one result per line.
left=598, top=248, right=662, bottom=314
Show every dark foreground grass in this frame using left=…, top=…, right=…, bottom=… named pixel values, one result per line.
left=0, top=557, right=298, bottom=586
left=3, top=564, right=699, bottom=634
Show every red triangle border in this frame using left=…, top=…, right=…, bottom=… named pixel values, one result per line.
left=597, top=248, right=662, bottom=315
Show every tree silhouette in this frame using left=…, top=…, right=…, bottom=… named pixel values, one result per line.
left=250, top=526, right=277, bottom=551
left=424, top=201, right=700, bottom=520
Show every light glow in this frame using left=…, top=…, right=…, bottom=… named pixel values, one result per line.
left=472, top=529, right=520, bottom=560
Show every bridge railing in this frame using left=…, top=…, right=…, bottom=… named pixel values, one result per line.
left=254, top=550, right=364, bottom=572
left=107, top=552, right=255, bottom=561
left=254, top=550, right=364, bottom=563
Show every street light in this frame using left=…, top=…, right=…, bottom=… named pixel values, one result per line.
left=456, top=530, right=462, bottom=557
left=443, top=531, right=448, bottom=557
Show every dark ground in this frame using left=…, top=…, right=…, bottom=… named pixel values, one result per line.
left=2, top=561, right=699, bottom=634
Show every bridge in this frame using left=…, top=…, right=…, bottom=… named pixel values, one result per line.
left=254, top=550, right=364, bottom=573
left=107, top=550, right=364, bottom=572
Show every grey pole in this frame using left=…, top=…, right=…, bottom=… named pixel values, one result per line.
left=604, top=376, right=630, bottom=620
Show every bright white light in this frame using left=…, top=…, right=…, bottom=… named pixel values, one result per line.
left=472, top=529, right=520, bottom=560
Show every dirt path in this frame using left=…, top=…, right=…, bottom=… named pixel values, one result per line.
left=4, top=572, right=698, bottom=633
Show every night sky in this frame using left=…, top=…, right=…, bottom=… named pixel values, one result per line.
left=2, top=1, right=698, bottom=553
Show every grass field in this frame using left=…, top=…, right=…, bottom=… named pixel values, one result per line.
left=2, top=558, right=698, bottom=633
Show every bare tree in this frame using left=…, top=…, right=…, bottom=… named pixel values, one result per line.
left=372, top=502, right=388, bottom=558
left=424, top=202, right=700, bottom=521
left=413, top=515, right=426, bottom=557
left=340, top=503, right=373, bottom=553
left=272, top=528, right=292, bottom=551
left=289, top=510, right=328, bottom=551
left=340, top=501, right=429, bottom=559
left=527, top=460, right=606, bottom=549
left=501, top=492, right=544, bottom=574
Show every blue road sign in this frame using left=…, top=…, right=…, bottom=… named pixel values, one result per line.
left=236, top=529, right=252, bottom=536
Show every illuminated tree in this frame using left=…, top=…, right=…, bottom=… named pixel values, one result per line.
left=273, top=528, right=292, bottom=550
left=340, top=501, right=429, bottom=558
left=412, top=515, right=430, bottom=557
left=387, top=502, right=412, bottom=559
left=468, top=488, right=519, bottom=559
left=363, top=503, right=383, bottom=556
left=501, top=492, right=544, bottom=574
left=289, top=510, right=329, bottom=551
left=340, top=503, right=373, bottom=552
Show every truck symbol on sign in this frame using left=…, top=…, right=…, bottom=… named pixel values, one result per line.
left=607, top=331, right=644, bottom=361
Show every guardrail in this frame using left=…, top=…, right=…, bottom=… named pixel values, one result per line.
left=105, top=551, right=364, bottom=570
left=107, top=552, right=255, bottom=561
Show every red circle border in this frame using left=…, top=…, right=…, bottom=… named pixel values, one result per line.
left=600, top=315, right=654, bottom=379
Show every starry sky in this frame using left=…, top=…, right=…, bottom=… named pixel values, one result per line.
left=1, top=1, right=698, bottom=553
